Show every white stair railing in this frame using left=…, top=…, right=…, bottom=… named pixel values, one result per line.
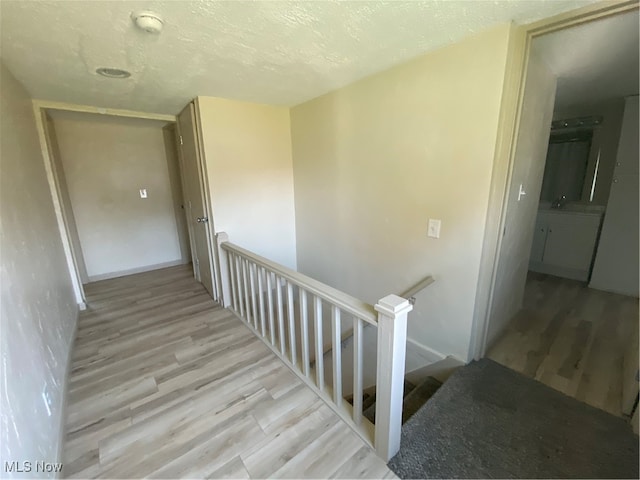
left=216, top=232, right=412, bottom=461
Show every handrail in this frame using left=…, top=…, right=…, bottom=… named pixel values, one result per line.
left=317, top=275, right=436, bottom=358
left=220, top=241, right=377, bottom=325
left=399, top=275, right=435, bottom=305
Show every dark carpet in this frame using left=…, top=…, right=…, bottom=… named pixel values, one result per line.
left=388, top=358, right=639, bottom=479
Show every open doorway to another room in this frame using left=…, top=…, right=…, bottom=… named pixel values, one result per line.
left=486, top=9, right=639, bottom=422
left=42, top=109, right=191, bottom=286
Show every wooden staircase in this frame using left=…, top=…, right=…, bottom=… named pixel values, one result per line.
left=347, top=376, right=443, bottom=426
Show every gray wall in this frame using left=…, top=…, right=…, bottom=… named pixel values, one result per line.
left=52, top=113, right=184, bottom=281
left=485, top=52, right=557, bottom=349
left=589, top=95, right=639, bottom=297
left=0, top=63, right=78, bottom=476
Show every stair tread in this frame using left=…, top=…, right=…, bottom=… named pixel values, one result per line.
left=402, top=376, right=442, bottom=424
left=362, top=379, right=420, bottom=424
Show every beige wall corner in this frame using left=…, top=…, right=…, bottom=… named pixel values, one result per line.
left=196, top=96, right=298, bottom=270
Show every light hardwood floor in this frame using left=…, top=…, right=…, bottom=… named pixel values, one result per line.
left=63, top=265, right=395, bottom=479
left=489, top=272, right=639, bottom=417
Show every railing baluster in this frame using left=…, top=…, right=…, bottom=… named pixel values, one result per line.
left=286, top=281, right=297, bottom=365
left=235, top=254, right=244, bottom=316
left=228, top=252, right=238, bottom=311
left=218, top=235, right=418, bottom=460
left=266, top=271, right=275, bottom=346
left=353, top=316, right=363, bottom=425
left=249, top=262, right=258, bottom=330
left=276, top=275, right=286, bottom=355
left=241, top=258, right=250, bottom=323
left=299, top=289, right=310, bottom=377
left=332, top=306, right=342, bottom=403
left=314, top=296, right=324, bottom=391
left=257, top=266, right=266, bottom=336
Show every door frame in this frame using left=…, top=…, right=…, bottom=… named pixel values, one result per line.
left=470, top=0, right=639, bottom=360
left=174, top=100, right=221, bottom=301
left=193, top=97, right=224, bottom=301
left=33, top=100, right=176, bottom=307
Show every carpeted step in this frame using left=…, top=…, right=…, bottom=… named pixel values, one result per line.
left=362, top=380, right=420, bottom=424
left=401, top=376, right=442, bottom=424
left=361, top=392, right=377, bottom=412
left=388, top=358, right=639, bottom=479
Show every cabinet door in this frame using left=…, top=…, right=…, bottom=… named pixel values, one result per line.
left=530, top=218, right=547, bottom=263
left=543, top=215, right=601, bottom=271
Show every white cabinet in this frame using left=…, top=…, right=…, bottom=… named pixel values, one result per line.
left=529, top=210, right=602, bottom=281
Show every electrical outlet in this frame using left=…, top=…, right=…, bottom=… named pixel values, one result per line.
left=139, top=188, right=147, bottom=199
left=427, top=219, right=441, bottom=238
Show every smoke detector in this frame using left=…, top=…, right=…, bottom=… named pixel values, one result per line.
left=96, top=67, right=131, bottom=79
left=132, top=11, right=164, bottom=34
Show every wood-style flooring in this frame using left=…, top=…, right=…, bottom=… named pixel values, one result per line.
left=489, top=271, right=639, bottom=417
left=62, top=265, right=395, bottom=479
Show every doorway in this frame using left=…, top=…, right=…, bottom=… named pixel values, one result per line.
left=482, top=7, right=639, bottom=419
left=35, top=102, right=217, bottom=304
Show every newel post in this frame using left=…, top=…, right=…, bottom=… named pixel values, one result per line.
left=215, top=232, right=232, bottom=308
left=374, top=294, right=413, bottom=461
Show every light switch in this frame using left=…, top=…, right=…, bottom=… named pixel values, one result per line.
left=427, top=219, right=441, bottom=238
left=139, top=188, right=147, bottom=199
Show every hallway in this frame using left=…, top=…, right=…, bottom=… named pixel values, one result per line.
left=63, top=265, right=394, bottom=478
left=489, top=272, right=638, bottom=417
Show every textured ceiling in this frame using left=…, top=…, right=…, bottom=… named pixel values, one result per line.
left=1, top=0, right=601, bottom=114
left=533, top=9, right=639, bottom=111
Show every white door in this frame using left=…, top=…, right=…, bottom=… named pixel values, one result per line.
left=176, top=103, right=216, bottom=298
left=481, top=52, right=557, bottom=352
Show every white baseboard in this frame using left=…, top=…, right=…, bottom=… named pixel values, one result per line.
left=529, top=261, right=589, bottom=282
left=405, top=338, right=465, bottom=384
left=86, top=259, right=188, bottom=283
left=406, top=337, right=446, bottom=364
left=588, top=281, right=639, bottom=298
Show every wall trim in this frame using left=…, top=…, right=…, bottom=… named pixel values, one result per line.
left=470, top=0, right=639, bottom=360
left=33, top=106, right=87, bottom=305
left=55, top=305, right=79, bottom=478
left=86, top=259, right=188, bottom=283
left=406, top=337, right=447, bottom=363
left=32, top=100, right=175, bottom=122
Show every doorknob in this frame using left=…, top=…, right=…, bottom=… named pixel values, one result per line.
left=196, top=217, right=209, bottom=223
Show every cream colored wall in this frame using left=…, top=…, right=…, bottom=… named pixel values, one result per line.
left=290, top=24, right=512, bottom=361
left=485, top=52, right=557, bottom=349
left=0, top=63, right=78, bottom=475
left=52, top=114, right=184, bottom=280
left=196, top=97, right=297, bottom=269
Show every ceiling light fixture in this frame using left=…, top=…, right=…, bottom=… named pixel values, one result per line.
left=131, top=11, right=164, bottom=34
left=96, top=67, right=131, bottom=79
